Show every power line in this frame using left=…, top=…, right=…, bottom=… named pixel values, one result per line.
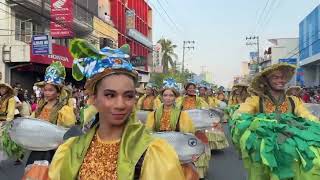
left=254, top=0, right=271, bottom=34
left=259, top=0, right=281, bottom=34
left=155, top=0, right=181, bottom=32
left=147, top=0, right=179, bottom=35
left=256, top=0, right=277, bottom=34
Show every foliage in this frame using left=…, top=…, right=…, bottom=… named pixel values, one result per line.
left=1, top=125, right=24, bottom=159
left=158, top=38, right=178, bottom=74
left=150, top=69, right=194, bottom=88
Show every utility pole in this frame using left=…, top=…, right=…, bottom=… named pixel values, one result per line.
left=246, top=36, right=260, bottom=72
left=182, top=40, right=195, bottom=72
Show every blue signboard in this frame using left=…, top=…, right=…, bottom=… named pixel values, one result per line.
left=296, top=68, right=304, bottom=86
left=249, top=51, right=258, bottom=60
left=32, top=35, right=52, bottom=55
left=278, top=58, right=297, bottom=65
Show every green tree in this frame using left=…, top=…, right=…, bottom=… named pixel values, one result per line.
left=150, top=68, right=194, bottom=88
left=158, top=38, right=178, bottom=74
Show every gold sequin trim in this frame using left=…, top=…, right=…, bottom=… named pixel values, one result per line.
left=183, top=96, right=196, bottom=110
left=264, top=98, right=289, bottom=113
left=142, top=96, right=155, bottom=110
left=79, top=134, right=120, bottom=180
left=160, top=109, right=172, bottom=131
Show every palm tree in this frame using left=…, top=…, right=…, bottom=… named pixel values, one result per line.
left=158, top=38, right=178, bottom=74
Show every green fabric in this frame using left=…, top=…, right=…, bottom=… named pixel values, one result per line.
left=154, top=105, right=180, bottom=131
left=58, top=112, right=154, bottom=179
left=230, top=113, right=320, bottom=179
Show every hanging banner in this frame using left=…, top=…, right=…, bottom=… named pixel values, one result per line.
left=50, top=0, right=74, bottom=38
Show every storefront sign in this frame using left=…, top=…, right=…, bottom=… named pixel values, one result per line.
left=127, top=29, right=152, bottom=49
left=30, top=44, right=73, bottom=68
left=50, top=0, right=74, bottom=38
left=278, top=58, right=297, bottom=65
left=31, top=35, right=52, bottom=55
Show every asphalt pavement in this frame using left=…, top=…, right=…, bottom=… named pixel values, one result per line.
left=207, top=124, right=248, bottom=180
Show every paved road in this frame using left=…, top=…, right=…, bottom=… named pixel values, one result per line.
left=207, top=124, right=247, bottom=180
left=0, top=124, right=247, bottom=180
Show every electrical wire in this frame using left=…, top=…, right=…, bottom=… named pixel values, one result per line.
left=254, top=0, right=271, bottom=34
left=146, top=0, right=179, bottom=35
left=155, top=0, right=181, bottom=32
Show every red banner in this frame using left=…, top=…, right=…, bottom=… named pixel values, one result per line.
left=30, top=44, right=73, bottom=68
left=50, top=0, right=74, bottom=38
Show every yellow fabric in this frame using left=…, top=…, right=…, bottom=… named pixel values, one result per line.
left=291, top=96, right=318, bottom=121
left=176, top=96, right=209, bottom=110
left=67, top=98, right=75, bottom=109
left=48, top=137, right=78, bottom=180
left=207, top=96, right=221, bottom=108
left=146, top=111, right=196, bottom=133
left=140, top=139, right=185, bottom=180
left=32, top=105, right=76, bottom=127
left=56, top=105, right=76, bottom=127
left=49, top=137, right=185, bottom=180
left=234, top=95, right=318, bottom=121
left=83, top=105, right=98, bottom=126
left=137, top=95, right=161, bottom=111
left=0, top=97, right=16, bottom=121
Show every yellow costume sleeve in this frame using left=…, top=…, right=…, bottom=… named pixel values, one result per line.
left=291, top=96, right=319, bottom=122
left=175, top=96, right=183, bottom=108
left=136, top=96, right=145, bottom=110
left=198, top=97, right=209, bottom=109
left=233, top=96, right=259, bottom=118
left=6, top=97, right=16, bottom=121
left=49, top=137, right=77, bottom=180
left=140, top=139, right=185, bottom=180
left=153, top=97, right=162, bottom=110
left=68, top=98, right=74, bottom=108
left=31, top=112, right=35, bottom=118
left=179, top=111, right=196, bottom=133
left=83, top=105, right=98, bottom=126
left=209, top=97, right=222, bottom=108
left=145, top=111, right=156, bottom=130
left=57, top=105, right=76, bottom=127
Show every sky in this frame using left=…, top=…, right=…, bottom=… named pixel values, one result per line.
left=149, top=0, right=320, bottom=87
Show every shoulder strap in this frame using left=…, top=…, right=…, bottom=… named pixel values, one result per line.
left=134, top=151, right=146, bottom=180
left=288, top=97, right=295, bottom=114
left=259, top=96, right=264, bottom=113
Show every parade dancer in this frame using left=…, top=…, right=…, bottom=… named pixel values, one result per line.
left=233, top=63, right=319, bottom=180
left=175, top=80, right=210, bottom=179
left=137, top=83, right=161, bottom=111
left=198, top=83, right=229, bottom=152
left=27, top=62, right=76, bottom=165
left=0, top=83, right=16, bottom=123
left=146, top=77, right=199, bottom=180
left=49, top=39, right=185, bottom=179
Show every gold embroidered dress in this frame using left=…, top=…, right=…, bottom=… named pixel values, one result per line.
left=79, top=134, right=120, bottom=180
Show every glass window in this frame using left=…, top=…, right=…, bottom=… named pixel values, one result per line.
left=15, top=18, right=21, bottom=41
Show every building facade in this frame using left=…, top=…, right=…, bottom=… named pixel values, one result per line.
left=299, top=4, right=320, bottom=87
left=110, top=0, right=153, bottom=71
left=0, top=0, right=152, bottom=90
